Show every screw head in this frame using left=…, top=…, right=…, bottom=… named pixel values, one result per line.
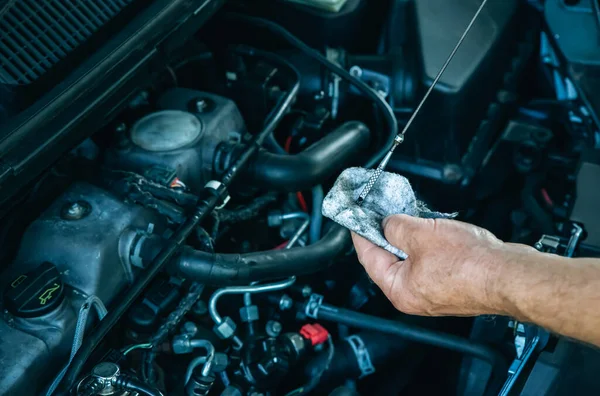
left=195, top=99, right=208, bottom=112
left=534, top=242, right=543, bottom=251
left=443, top=164, right=464, bottom=183
left=279, top=294, right=293, bottom=311
left=182, top=321, right=198, bottom=337
left=61, top=201, right=91, bottom=220
left=193, top=300, right=208, bottom=316
left=301, top=285, right=312, bottom=298
left=115, top=122, right=127, bottom=134
left=265, top=320, right=282, bottom=337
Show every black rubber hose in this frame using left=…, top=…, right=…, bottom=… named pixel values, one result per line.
left=246, top=121, right=370, bottom=191
left=315, top=304, right=506, bottom=392
left=55, top=69, right=300, bottom=395
left=227, top=13, right=398, bottom=168
left=173, top=224, right=351, bottom=286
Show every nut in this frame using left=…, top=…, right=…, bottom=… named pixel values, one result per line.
left=211, top=352, right=229, bottom=373
left=239, top=305, right=259, bottom=323
left=265, top=320, right=282, bottom=337
left=267, top=211, right=283, bottom=227
left=193, top=300, right=208, bottom=316
left=278, top=295, right=293, bottom=311
left=213, top=317, right=237, bottom=340
left=181, top=321, right=198, bottom=337
left=172, top=334, right=193, bottom=354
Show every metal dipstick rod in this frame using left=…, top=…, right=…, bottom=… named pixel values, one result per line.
left=356, top=0, right=490, bottom=205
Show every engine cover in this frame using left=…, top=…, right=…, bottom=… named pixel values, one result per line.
left=0, top=182, right=161, bottom=395
left=105, top=88, right=246, bottom=192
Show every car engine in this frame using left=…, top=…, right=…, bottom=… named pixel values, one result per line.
left=1, top=0, right=600, bottom=395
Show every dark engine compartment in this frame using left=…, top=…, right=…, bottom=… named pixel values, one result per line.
left=1, top=0, right=600, bottom=395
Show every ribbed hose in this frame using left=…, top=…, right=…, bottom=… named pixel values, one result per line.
left=173, top=224, right=351, bottom=285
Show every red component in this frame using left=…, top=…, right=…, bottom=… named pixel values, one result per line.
left=300, top=323, right=329, bottom=346
left=273, top=241, right=289, bottom=250
left=296, top=192, right=308, bottom=212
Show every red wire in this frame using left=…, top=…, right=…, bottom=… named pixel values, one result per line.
left=296, top=192, right=308, bottom=212
left=274, top=241, right=289, bottom=250
left=285, top=135, right=309, bottom=212
left=541, top=188, right=554, bottom=207
left=284, top=136, right=293, bottom=152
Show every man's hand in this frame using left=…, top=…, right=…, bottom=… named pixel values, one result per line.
left=352, top=214, right=533, bottom=317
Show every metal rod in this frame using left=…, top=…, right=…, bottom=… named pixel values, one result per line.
left=357, top=0, right=489, bottom=204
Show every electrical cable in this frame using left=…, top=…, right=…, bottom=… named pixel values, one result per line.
left=226, top=13, right=398, bottom=168
left=54, top=68, right=300, bottom=395
left=46, top=296, right=107, bottom=396
left=284, top=336, right=334, bottom=396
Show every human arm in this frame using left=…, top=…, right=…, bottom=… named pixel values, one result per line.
left=352, top=214, right=600, bottom=347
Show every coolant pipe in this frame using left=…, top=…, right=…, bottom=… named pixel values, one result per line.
left=174, top=224, right=351, bottom=286
left=245, top=122, right=371, bottom=192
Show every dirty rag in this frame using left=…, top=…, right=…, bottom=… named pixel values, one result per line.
left=322, top=167, right=455, bottom=259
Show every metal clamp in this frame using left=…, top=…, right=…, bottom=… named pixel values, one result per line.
left=345, top=335, right=375, bottom=378
left=305, top=294, right=324, bottom=319
left=205, top=180, right=231, bottom=210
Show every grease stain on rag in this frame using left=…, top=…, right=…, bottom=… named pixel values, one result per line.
left=322, top=167, right=455, bottom=259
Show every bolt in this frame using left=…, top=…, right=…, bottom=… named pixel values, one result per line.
left=265, top=320, right=282, bottom=337
left=115, top=122, right=127, bottom=134
left=182, top=321, right=198, bottom=337
left=301, top=285, right=312, bottom=298
left=279, top=294, right=293, bottom=311
left=534, top=242, right=543, bottom=251
left=193, top=301, right=208, bottom=316
left=443, top=165, right=464, bottom=183
left=61, top=201, right=91, bottom=220
left=195, top=99, right=208, bottom=113
left=349, top=65, right=363, bottom=78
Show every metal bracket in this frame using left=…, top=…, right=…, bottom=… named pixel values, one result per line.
left=305, top=294, right=324, bottom=319
left=345, top=335, right=376, bottom=379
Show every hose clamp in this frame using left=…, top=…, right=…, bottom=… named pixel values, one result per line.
left=205, top=180, right=230, bottom=209
left=305, top=294, right=324, bottom=319
left=345, top=335, right=375, bottom=378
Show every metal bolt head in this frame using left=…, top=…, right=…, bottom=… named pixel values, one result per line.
left=193, top=300, right=208, bottom=316
left=91, top=362, right=120, bottom=395
left=301, top=285, right=312, bottom=298
left=115, top=122, right=127, bottom=133
left=265, top=320, right=282, bottom=337
left=182, top=321, right=198, bottom=337
left=349, top=65, right=363, bottom=78
left=213, top=317, right=237, bottom=340
left=61, top=201, right=91, bottom=220
left=195, top=99, right=208, bottom=113
left=534, top=242, right=544, bottom=251
left=278, top=295, right=293, bottom=311
left=442, top=164, right=464, bottom=183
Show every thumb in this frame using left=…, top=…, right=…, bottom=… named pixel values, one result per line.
left=382, top=214, right=433, bottom=254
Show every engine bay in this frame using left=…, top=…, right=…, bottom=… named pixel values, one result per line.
left=1, top=0, right=600, bottom=395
